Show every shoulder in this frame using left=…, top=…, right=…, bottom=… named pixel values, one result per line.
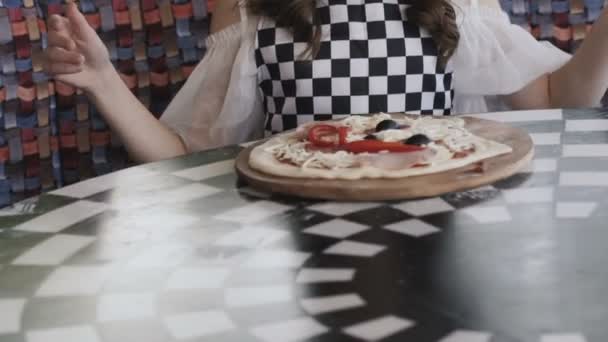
left=451, top=0, right=509, bottom=24
left=210, top=0, right=242, bottom=33
left=477, top=0, right=502, bottom=10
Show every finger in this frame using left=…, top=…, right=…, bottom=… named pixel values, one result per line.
left=65, top=2, right=92, bottom=36
left=47, top=31, right=76, bottom=51
left=48, top=14, right=71, bottom=32
left=46, top=47, right=84, bottom=65
left=43, top=61, right=83, bottom=75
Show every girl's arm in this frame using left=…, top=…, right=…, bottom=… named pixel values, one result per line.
left=86, top=70, right=187, bottom=163
left=45, top=1, right=241, bottom=163
left=45, top=2, right=187, bottom=163
left=506, top=8, right=608, bottom=109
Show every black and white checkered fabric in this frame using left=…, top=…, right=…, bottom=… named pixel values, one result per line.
left=254, top=0, right=455, bottom=134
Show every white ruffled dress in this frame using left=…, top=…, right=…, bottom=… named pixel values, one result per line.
left=160, top=0, right=571, bottom=152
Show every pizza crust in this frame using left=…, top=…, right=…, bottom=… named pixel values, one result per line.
left=249, top=115, right=514, bottom=180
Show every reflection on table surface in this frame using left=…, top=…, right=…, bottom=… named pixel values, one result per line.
left=0, top=109, right=607, bottom=342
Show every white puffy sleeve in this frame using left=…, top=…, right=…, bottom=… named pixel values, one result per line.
left=451, top=0, right=572, bottom=113
left=160, top=9, right=264, bottom=152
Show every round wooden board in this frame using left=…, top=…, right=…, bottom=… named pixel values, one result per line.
left=236, top=116, right=534, bottom=201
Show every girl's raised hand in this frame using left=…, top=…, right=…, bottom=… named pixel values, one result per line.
left=43, top=2, right=112, bottom=92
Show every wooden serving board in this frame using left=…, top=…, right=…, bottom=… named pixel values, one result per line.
left=236, top=116, right=534, bottom=201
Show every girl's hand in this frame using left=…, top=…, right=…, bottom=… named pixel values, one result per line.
left=43, top=2, right=113, bottom=93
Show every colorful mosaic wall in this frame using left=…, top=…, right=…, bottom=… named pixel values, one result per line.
left=501, top=0, right=606, bottom=52
left=0, top=0, right=210, bottom=206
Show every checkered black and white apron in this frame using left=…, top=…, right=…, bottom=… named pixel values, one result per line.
left=254, top=0, right=455, bottom=134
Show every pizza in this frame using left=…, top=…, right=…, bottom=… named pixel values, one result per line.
left=249, top=113, right=513, bottom=180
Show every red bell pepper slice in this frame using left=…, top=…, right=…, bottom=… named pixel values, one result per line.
left=338, top=126, right=350, bottom=145
left=308, top=125, right=348, bottom=147
left=341, top=140, right=426, bottom=154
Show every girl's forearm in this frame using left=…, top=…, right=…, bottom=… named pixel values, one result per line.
left=549, top=8, right=608, bottom=107
left=86, top=67, right=187, bottom=163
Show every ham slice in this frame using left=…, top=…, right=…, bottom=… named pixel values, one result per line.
left=356, top=149, right=436, bottom=171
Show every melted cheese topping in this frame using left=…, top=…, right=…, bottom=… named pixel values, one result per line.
left=266, top=114, right=477, bottom=170
left=375, top=129, right=414, bottom=142
left=340, top=113, right=393, bottom=132
left=265, top=137, right=358, bottom=170
left=426, top=143, right=453, bottom=165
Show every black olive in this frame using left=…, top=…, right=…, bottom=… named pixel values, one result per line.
left=375, top=120, right=399, bottom=132
left=404, top=134, right=432, bottom=146
left=364, top=134, right=377, bottom=140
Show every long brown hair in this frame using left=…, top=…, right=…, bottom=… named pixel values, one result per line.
left=247, top=0, right=460, bottom=67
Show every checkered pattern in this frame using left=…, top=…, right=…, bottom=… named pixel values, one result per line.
left=0, top=0, right=210, bottom=208
left=2, top=109, right=608, bottom=342
left=255, top=0, right=453, bottom=134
